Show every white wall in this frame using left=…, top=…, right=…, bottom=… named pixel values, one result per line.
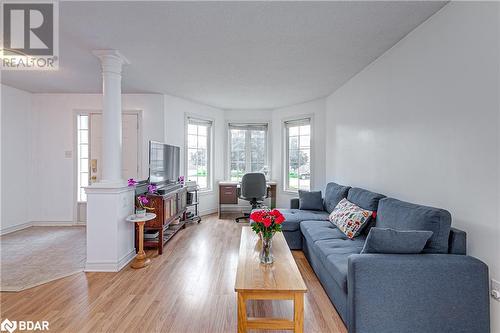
left=325, top=2, right=500, bottom=330
left=163, top=94, right=225, bottom=215
left=272, top=98, right=326, bottom=207
left=0, top=85, right=34, bottom=234
left=30, top=93, right=164, bottom=223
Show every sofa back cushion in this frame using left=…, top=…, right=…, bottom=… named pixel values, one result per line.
left=323, top=182, right=351, bottom=213
left=361, top=227, right=433, bottom=254
left=298, top=190, right=324, bottom=211
left=376, top=198, right=451, bottom=254
left=347, top=187, right=386, bottom=211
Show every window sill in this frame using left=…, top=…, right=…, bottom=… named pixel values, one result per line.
left=283, top=190, right=299, bottom=195
left=198, top=189, right=214, bottom=196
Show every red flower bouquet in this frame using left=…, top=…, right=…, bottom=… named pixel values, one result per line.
left=250, top=209, right=285, bottom=235
left=250, top=209, right=286, bottom=264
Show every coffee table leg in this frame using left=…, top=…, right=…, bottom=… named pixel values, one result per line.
left=294, top=292, right=304, bottom=333
left=131, top=221, right=151, bottom=269
left=237, top=292, right=247, bottom=333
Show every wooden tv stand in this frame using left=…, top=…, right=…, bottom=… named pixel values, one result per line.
left=135, top=186, right=188, bottom=255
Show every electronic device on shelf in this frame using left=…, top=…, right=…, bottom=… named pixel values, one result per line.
left=148, top=141, right=180, bottom=186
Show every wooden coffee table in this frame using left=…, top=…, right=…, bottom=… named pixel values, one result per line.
left=235, top=227, right=307, bottom=332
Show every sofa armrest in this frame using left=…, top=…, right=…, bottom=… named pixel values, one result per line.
left=449, top=227, right=467, bottom=254
left=290, top=198, right=299, bottom=209
left=347, top=254, right=489, bottom=333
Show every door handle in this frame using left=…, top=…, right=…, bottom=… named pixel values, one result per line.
left=91, top=159, right=97, bottom=173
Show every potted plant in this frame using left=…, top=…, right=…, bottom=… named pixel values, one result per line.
left=250, top=209, right=286, bottom=264
left=135, top=195, right=153, bottom=218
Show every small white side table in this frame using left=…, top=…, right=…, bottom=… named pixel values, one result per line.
left=126, top=213, right=156, bottom=269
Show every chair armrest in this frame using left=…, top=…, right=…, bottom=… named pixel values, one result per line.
left=347, top=254, right=489, bottom=333
left=290, top=198, right=299, bottom=209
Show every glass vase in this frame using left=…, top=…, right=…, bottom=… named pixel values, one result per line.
left=260, top=235, right=274, bottom=264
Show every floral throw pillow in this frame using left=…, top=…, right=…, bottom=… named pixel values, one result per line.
left=329, top=198, right=374, bottom=239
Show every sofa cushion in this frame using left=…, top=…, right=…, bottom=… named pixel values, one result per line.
left=323, top=182, right=351, bottom=213
left=300, top=220, right=347, bottom=243
left=376, top=198, right=451, bottom=254
left=329, top=198, right=374, bottom=239
left=314, top=238, right=366, bottom=292
left=298, top=190, right=323, bottom=211
left=347, top=187, right=386, bottom=211
left=300, top=220, right=365, bottom=292
left=361, top=227, right=433, bottom=254
left=279, top=209, right=329, bottom=231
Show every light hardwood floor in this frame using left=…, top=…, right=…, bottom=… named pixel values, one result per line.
left=0, top=214, right=347, bottom=333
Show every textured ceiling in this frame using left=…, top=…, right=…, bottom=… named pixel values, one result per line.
left=1, top=1, right=446, bottom=109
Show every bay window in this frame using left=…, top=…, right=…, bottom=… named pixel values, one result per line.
left=228, top=123, right=269, bottom=181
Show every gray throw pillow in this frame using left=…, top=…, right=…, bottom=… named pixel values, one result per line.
left=298, top=190, right=323, bottom=211
left=361, top=227, right=433, bottom=254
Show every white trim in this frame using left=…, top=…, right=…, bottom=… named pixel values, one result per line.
left=225, top=120, right=272, bottom=181
left=84, top=249, right=135, bottom=272
left=0, top=222, right=32, bottom=235
left=199, top=208, right=218, bottom=216
left=32, top=221, right=83, bottom=227
left=118, top=250, right=136, bottom=270
left=282, top=113, right=315, bottom=193
left=0, top=222, right=84, bottom=236
left=72, top=109, right=143, bottom=223
left=184, top=113, right=215, bottom=192
left=85, top=185, right=133, bottom=194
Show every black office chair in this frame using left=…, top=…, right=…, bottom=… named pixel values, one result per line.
left=235, top=173, right=268, bottom=223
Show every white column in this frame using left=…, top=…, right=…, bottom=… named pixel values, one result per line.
left=92, top=50, right=129, bottom=185
left=85, top=50, right=134, bottom=272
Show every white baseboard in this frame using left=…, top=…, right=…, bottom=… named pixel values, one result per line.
left=0, top=221, right=32, bottom=236
left=118, top=249, right=136, bottom=271
left=84, top=249, right=135, bottom=272
left=200, top=208, right=218, bottom=216
left=0, top=221, right=85, bottom=236
left=33, top=221, right=81, bottom=227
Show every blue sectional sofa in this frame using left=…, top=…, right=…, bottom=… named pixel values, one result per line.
left=279, top=182, right=490, bottom=333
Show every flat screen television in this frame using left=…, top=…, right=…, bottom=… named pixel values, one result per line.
left=149, top=141, right=180, bottom=185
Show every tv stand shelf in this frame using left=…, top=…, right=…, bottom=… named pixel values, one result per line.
left=135, top=186, right=188, bottom=255
left=144, top=218, right=186, bottom=248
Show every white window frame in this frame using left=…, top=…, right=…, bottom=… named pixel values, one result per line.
left=283, top=116, right=313, bottom=193
left=73, top=109, right=143, bottom=203
left=76, top=114, right=90, bottom=202
left=185, top=115, right=213, bottom=192
left=226, top=122, right=270, bottom=182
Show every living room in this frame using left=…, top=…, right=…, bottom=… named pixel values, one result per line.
left=1, top=1, right=499, bottom=332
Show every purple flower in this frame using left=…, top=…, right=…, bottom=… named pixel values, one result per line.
left=147, top=184, right=157, bottom=193
left=138, top=195, right=149, bottom=205
left=128, top=178, right=138, bottom=187
left=137, top=195, right=149, bottom=208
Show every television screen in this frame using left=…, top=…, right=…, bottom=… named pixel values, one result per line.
left=149, top=141, right=180, bottom=185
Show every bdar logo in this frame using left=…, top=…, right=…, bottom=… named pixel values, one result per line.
left=0, top=319, right=17, bottom=333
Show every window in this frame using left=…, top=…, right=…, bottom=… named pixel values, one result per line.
left=285, top=118, right=311, bottom=191
left=228, top=123, right=268, bottom=181
left=77, top=114, right=89, bottom=201
left=186, top=117, right=212, bottom=190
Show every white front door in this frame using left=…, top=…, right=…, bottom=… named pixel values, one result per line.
left=89, top=113, right=139, bottom=184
